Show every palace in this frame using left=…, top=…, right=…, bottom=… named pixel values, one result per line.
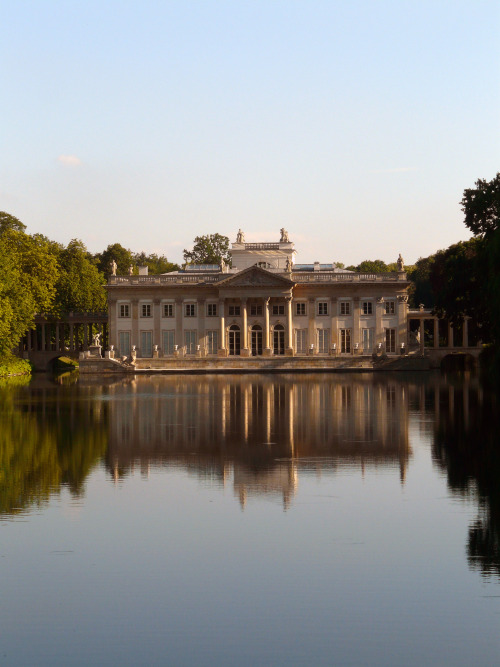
left=106, top=229, right=409, bottom=360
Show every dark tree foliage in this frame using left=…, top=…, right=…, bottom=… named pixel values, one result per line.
left=183, top=234, right=230, bottom=265
left=406, top=256, right=435, bottom=309
left=461, top=173, right=500, bottom=237
left=345, top=259, right=390, bottom=273
left=133, top=252, right=179, bottom=274
left=95, top=243, right=135, bottom=277
left=0, top=211, right=26, bottom=234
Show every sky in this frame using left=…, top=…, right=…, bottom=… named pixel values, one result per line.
left=1, top=0, right=499, bottom=266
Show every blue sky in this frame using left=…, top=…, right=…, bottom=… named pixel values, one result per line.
left=1, top=1, right=498, bottom=265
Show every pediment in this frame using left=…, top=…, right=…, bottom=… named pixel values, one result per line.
left=217, top=265, right=295, bottom=288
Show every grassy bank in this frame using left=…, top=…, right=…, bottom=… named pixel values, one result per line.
left=0, top=354, right=32, bottom=378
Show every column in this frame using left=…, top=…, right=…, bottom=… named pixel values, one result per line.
left=462, top=317, right=468, bottom=348
left=175, top=298, right=183, bottom=355
left=434, top=318, right=439, bottom=349
left=240, top=297, right=249, bottom=356
left=198, top=298, right=205, bottom=355
left=218, top=298, right=226, bottom=356
left=55, top=324, right=60, bottom=351
left=263, top=298, right=272, bottom=355
left=285, top=296, right=293, bottom=355
left=330, top=297, right=338, bottom=354
left=69, top=322, right=74, bottom=351
left=419, top=319, right=425, bottom=354
left=375, top=298, right=384, bottom=348
left=108, top=300, right=116, bottom=349
left=352, top=297, right=360, bottom=353
left=153, top=299, right=161, bottom=351
left=308, top=298, right=315, bottom=354
left=447, top=321, right=454, bottom=348
left=41, top=323, right=46, bottom=351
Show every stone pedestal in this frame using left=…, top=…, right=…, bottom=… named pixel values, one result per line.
left=88, top=345, right=102, bottom=358
left=218, top=348, right=228, bottom=357
left=263, top=347, right=273, bottom=357
left=285, top=347, right=294, bottom=356
left=240, top=348, right=251, bottom=357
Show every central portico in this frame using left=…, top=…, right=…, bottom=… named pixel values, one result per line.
left=217, top=265, right=295, bottom=356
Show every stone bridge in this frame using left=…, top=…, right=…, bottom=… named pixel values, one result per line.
left=20, top=312, right=108, bottom=371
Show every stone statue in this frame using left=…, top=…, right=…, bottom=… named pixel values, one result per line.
left=280, top=228, right=290, bottom=243
left=220, top=257, right=225, bottom=271
left=110, top=259, right=117, bottom=276
left=397, top=253, right=404, bottom=272
left=128, top=265, right=134, bottom=276
left=285, top=257, right=292, bottom=273
left=93, top=333, right=101, bottom=347
left=236, top=229, right=245, bottom=243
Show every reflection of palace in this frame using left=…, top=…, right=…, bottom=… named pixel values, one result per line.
left=104, top=375, right=411, bottom=508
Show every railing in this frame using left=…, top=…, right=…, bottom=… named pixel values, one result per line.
left=292, top=272, right=401, bottom=282
left=243, top=243, right=281, bottom=250
left=109, top=275, right=222, bottom=285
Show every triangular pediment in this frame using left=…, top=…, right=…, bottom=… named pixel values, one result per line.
left=217, top=265, right=295, bottom=288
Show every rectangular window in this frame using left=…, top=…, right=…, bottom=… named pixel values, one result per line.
left=118, top=331, right=130, bottom=356
left=318, top=329, right=330, bottom=354
left=119, top=304, right=130, bottom=318
left=228, top=306, right=240, bottom=316
left=386, top=328, right=396, bottom=353
left=207, top=303, right=217, bottom=317
left=185, top=303, right=196, bottom=317
left=206, top=330, right=218, bottom=354
left=141, top=304, right=152, bottom=318
left=317, top=302, right=328, bottom=316
left=140, top=330, right=153, bottom=357
left=362, top=301, right=373, bottom=315
left=385, top=301, right=395, bottom=315
left=162, top=330, right=175, bottom=355
left=295, top=302, right=306, bottom=316
left=163, top=303, right=174, bottom=318
left=340, top=329, right=351, bottom=353
left=185, top=330, right=197, bottom=354
left=250, top=304, right=263, bottom=316
left=362, top=328, right=374, bottom=352
left=272, top=305, right=285, bottom=315
left=340, top=302, right=350, bottom=315
left=295, top=329, right=307, bottom=354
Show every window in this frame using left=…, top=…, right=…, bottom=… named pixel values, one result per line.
left=185, top=330, right=197, bottom=354
left=340, top=329, right=351, bottom=353
left=207, top=330, right=218, bottom=354
left=185, top=303, right=196, bottom=317
left=385, top=328, right=396, bottom=353
left=163, top=303, right=174, bottom=318
left=362, top=301, right=373, bottom=315
left=385, top=301, right=395, bottom=315
left=228, top=305, right=240, bottom=316
left=318, top=329, right=330, bottom=353
left=119, top=304, right=130, bottom=318
left=207, top=303, right=217, bottom=317
left=272, top=304, right=285, bottom=315
left=250, top=304, right=263, bottom=316
left=317, top=302, right=328, bottom=316
left=140, top=330, right=153, bottom=357
left=362, top=328, right=374, bottom=352
left=162, top=330, right=175, bottom=355
left=340, top=302, right=350, bottom=315
left=141, top=304, right=152, bottom=317
left=296, top=302, right=306, bottom=316
left=118, top=331, right=130, bottom=356
left=296, top=329, right=307, bottom=354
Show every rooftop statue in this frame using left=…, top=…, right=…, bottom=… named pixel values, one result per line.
left=128, top=265, right=134, bottom=276
left=280, top=228, right=290, bottom=243
left=397, top=254, right=404, bottom=272
left=236, top=229, right=245, bottom=243
left=110, top=259, right=117, bottom=276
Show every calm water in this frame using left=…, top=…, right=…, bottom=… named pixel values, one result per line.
left=1, top=371, right=499, bottom=666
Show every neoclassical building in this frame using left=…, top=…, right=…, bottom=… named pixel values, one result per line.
left=106, top=230, right=409, bottom=359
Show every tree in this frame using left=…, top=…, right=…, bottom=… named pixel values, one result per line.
left=52, top=239, right=107, bottom=314
left=346, top=259, right=389, bottom=273
left=461, top=173, right=500, bottom=237
left=133, top=252, right=179, bottom=274
left=95, top=243, right=135, bottom=277
left=183, top=234, right=230, bottom=265
left=0, top=211, right=26, bottom=234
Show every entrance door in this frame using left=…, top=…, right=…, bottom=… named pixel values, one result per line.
left=251, top=325, right=263, bottom=356
left=140, top=331, right=153, bottom=357
left=228, top=325, right=241, bottom=356
left=362, top=328, right=374, bottom=353
left=273, top=324, right=285, bottom=355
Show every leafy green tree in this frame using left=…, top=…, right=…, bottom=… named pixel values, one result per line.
left=95, top=243, right=135, bottom=276
left=461, top=173, right=500, bottom=237
left=183, top=234, right=230, bottom=265
left=0, top=211, right=26, bottom=234
left=407, top=255, right=435, bottom=308
left=52, top=239, right=107, bottom=314
left=133, top=252, right=179, bottom=274
left=346, top=259, right=389, bottom=273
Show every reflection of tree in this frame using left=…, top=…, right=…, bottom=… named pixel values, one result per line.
left=0, top=382, right=108, bottom=517
left=432, top=381, right=500, bottom=578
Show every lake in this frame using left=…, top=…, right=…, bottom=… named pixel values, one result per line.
left=1, top=371, right=499, bottom=666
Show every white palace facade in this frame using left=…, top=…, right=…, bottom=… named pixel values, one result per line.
left=106, top=230, right=409, bottom=360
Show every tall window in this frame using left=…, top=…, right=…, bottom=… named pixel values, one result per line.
left=185, top=303, right=196, bottom=317
left=296, top=329, right=307, bottom=354
left=317, top=302, right=328, bottom=316
left=385, top=301, right=395, bottom=315
left=185, top=330, right=197, bottom=354
left=340, top=302, right=350, bottom=315
left=119, top=304, right=130, bottom=318
left=163, top=303, right=174, bottom=318
left=141, top=304, right=152, bottom=317
left=207, top=303, right=217, bottom=317
left=362, top=328, right=374, bottom=352
left=385, top=328, right=396, bottom=353
left=206, top=330, right=218, bottom=354
left=118, top=331, right=130, bottom=356
left=362, top=301, right=373, bottom=315
left=340, top=329, right=351, bottom=353
left=162, top=330, right=175, bottom=355
left=295, top=302, right=306, bottom=316
left=318, top=329, right=330, bottom=353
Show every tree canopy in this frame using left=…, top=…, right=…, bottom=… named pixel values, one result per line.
left=461, top=172, right=500, bottom=237
left=183, top=234, right=230, bottom=265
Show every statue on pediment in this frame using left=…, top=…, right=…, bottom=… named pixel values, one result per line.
left=236, top=229, right=245, bottom=243
left=110, top=259, right=117, bottom=276
left=285, top=257, right=292, bottom=273
left=280, top=228, right=290, bottom=243
left=397, top=253, right=404, bottom=272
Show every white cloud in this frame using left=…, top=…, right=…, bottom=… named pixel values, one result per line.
left=369, top=167, right=418, bottom=174
left=58, top=155, right=82, bottom=166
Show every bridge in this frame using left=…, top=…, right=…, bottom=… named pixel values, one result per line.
left=19, top=312, right=108, bottom=371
